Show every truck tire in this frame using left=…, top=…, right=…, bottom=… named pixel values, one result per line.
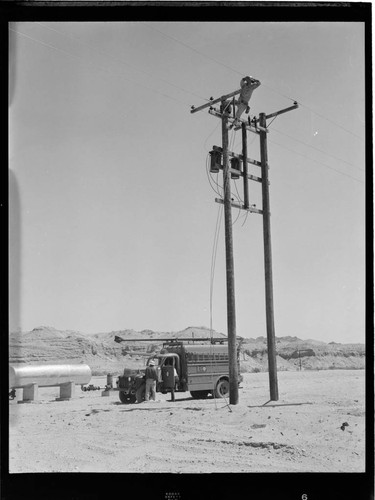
left=214, top=379, right=230, bottom=398
left=190, top=390, right=210, bottom=399
left=119, top=391, right=135, bottom=404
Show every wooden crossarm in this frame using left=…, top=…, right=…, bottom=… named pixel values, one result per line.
left=190, top=88, right=242, bottom=114
left=215, top=198, right=263, bottom=214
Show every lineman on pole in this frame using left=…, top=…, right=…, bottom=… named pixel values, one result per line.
left=228, top=76, right=261, bottom=129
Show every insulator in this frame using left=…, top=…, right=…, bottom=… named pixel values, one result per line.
left=230, top=157, right=241, bottom=179
left=209, top=150, right=221, bottom=173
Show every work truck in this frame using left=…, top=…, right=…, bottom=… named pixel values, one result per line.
left=113, top=337, right=242, bottom=403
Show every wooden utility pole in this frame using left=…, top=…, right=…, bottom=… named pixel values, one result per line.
left=242, top=122, right=249, bottom=209
left=221, top=101, right=238, bottom=405
left=259, top=112, right=278, bottom=401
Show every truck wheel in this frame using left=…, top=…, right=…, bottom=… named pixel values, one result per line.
left=214, top=379, right=230, bottom=398
left=190, top=390, right=209, bottom=399
left=128, top=393, right=136, bottom=404
left=119, top=391, right=131, bottom=404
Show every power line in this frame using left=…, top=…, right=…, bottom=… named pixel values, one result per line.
left=142, top=23, right=364, bottom=143
left=10, top=28, right=191, bottom=108
left=35, top=22, right=209, bottom=104
left=270, top=125, right=365, bottom=172
left=142, top=22, right=243, bottom=78
left=299, top=103, right=364, bottom=141
left=268, top=137, right=364, bottom=184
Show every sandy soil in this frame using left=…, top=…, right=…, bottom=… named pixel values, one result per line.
left=9, top=369, right=365, bottom=473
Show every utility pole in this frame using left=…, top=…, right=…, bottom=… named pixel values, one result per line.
left=191, top=85, right=298, bottom=404
left=259, top=112, right=278, bottom=401
left=242, top=122, right=249, bottom=210
left=221, top=101, right=238, bottom=405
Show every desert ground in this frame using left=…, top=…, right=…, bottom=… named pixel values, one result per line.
left=9, top=369, right=365, bottom=473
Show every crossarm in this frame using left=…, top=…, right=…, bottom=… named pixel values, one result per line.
left=190, top=88, right=242, bottom=114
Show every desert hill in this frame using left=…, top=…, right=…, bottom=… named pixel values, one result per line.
left=9, top=326, right=365, bottom=375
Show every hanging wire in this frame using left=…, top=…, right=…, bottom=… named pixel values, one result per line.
left=203, top=121, right=221, bottom=153
left=209, top=203, right=223, bottom=410
left=241, top=210, right=250, bottom=227
left=206, top=154, right=223, bottom=197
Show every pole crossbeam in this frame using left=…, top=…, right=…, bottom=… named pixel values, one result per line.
left=215, top=198, right=263, bottom=214
left=254, top=102, right=299, bottom=122
left=214, top=165, right=262, bottom=183
left=212, top=145, right=262, bottom=168
left=209, top=109, right=266, bottom=134
left=190, top=88, right=242, bottom=114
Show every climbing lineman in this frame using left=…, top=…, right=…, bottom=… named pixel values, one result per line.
left=228, top=76, right=261, bottom=129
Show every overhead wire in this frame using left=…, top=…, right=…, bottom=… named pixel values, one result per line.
left=299, top=103, right=364, bottom=141
left=35, top=22, right=210, bottom=104
left=9, top=27, right=191, bottom=108
left=269, top=124, right=365, bottom=172
left=142, top=22, right=243, bottom=78
left=24, top=22, right=364, bottom=152
left=142, top=23, right=364, bottom=143
left=268, top=137, right=364, bottom=184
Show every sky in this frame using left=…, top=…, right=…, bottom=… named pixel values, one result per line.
left=9, top=21, right=366, bottom=343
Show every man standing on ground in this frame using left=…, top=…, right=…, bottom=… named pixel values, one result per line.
left=145, top=359, right=158, bottom=402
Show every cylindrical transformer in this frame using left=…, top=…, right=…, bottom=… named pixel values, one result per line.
left=209, top=150, right=221, bottom=173
left=230, top=157, right=241, bottom=179
left=9, top=364, right=92, bottom=388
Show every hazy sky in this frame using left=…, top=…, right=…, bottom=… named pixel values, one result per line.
left=9, top=21, right=365, bottom=342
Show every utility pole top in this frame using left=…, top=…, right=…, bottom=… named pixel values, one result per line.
left=190, top=87, right=242, bottom=114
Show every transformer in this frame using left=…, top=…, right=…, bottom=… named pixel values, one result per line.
left=230, top=157, right=241, bottom=179
left=209, top=150, right=221, bottom=173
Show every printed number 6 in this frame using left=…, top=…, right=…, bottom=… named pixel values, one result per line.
left=302, top=495, right=308, bottom=500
